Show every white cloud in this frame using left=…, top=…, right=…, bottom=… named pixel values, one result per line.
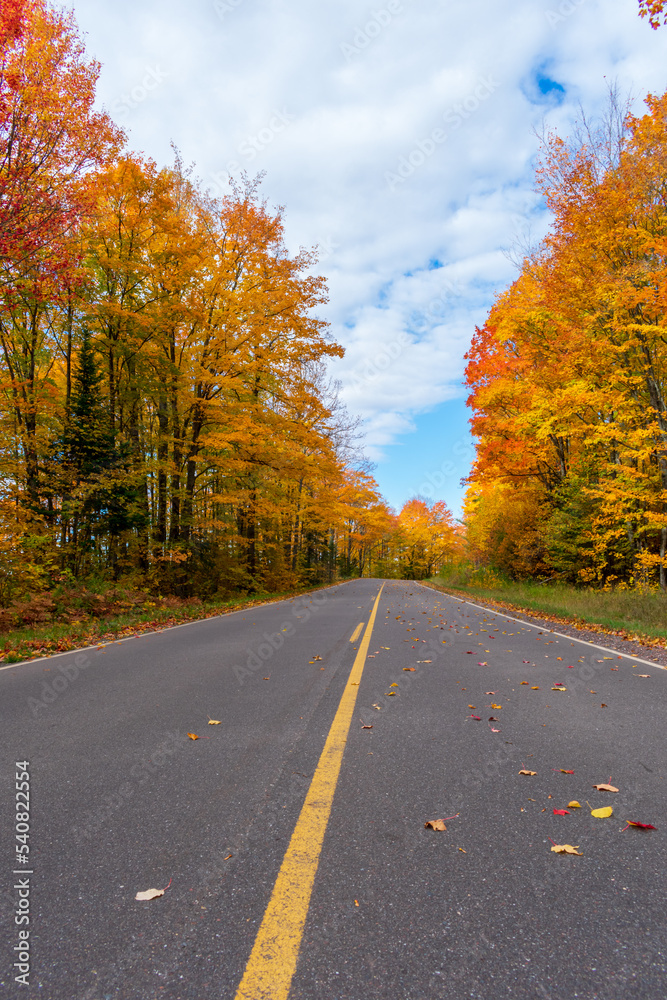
left=71, top=0, right=667, bottom=468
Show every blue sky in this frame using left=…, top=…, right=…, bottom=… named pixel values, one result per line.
left=68, top=0, right=667, bottom=517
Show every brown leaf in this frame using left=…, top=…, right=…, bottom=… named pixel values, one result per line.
left=592, top=783, right=619, bottom=793
left=518, top=769, right=537, bottom=776
left=424, top=819, right=447, bottom=831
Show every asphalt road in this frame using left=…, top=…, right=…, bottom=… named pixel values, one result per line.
left=1, top=578, right=665, bottom=1000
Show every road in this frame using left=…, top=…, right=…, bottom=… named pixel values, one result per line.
left=1, top=578, right=665, bottom=999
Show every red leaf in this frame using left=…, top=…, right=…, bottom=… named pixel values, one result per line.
left=622, top=820, right=657, bottom=831
left=553, top=809, right=570, bottom=815
left=470, top=714, right=481, bottom=720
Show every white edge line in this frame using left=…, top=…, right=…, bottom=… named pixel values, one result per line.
left=418, top=582, right=667, bottom=672
left=0, top=580, right=354, bottom=674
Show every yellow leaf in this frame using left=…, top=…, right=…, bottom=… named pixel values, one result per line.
left=568, top=801, right=581, bottom=808
left=208, top=719, right=221, bottom=725
left=490, top=703, right=502, bottom=709
left=518, top=769, right=537, bottom=776
left=135, top=888, right=165, bottom=900
left=187, top=733, right=199, bottom=740
left=550, top=844, right=582, bottom=855
left=389, top=682, right=398, bottom=687
left=591, top=806, right=613, bottom=818
left=531, top=686, right=540, bottom=689
left=424, top=819, right=447, bottom=831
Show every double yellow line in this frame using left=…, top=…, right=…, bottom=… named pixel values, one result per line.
left=234, top=585, right=384, bottom=999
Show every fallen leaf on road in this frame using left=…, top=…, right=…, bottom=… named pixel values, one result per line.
left=553, top=809, right=570, bottom=815
left=550, top=844, right=582, bottom=855
left=403, top=667, right=415, bottom=671
left=520, top=681, right=529, bottom=685
left=136, top=878, right=172, bottom=901
left=470, top=714, right=481, bottom=720
left=553, top=769, right=574, bottom=774
left=488, top=716, right=498, bottom=721
left=589, top=804, right=613, bottom=818
left=372, top=704, right=381, bottom=710
left=389, top=682, right=398, bottom=687
left=312, top=655, right=322, bottom=661
left=354, top=899, right=359, bottom=906
left=224, top=854, right=232, bottom=860
left=601, top=703, right=607, bottom=708
left=592, top=783, right=619, bottom=793
left=385, top=692, right=396, bottom=696
left=519, top=769, right=537, bottom=776
left=568, top=801, right=581, bottom=808
left=468, top=704, right=476, bottom=709
left=636, top=674, right=650, bottom=678
left=208, top=719, right=221, bottom=725
left=478, top=662, right=487, bottom=666
left=485, top=691, right=496, bottom=695
left=490, top=726, right=501, bottom=732
left=187, top=733, right=199, bottom=740
left=551, top=686, right=567, bottom=691
left=361, top=724, right=373, bottom=729
left=531, top=686, right=540, bottom=690
left=621, top=820, right=656, bottom=831
left=458, top=847, right=467, bottom=853
left=424, top=819, right=447, bottom=831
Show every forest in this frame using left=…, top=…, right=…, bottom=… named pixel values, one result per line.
left=0, top=0, right=460, bottom=615
left=464, top=84, right=667, bottom=590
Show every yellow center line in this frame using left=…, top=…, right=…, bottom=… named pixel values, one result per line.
left=233, top=584, right=385, bottom=1000
left=349, top=622, right=364, bottom=643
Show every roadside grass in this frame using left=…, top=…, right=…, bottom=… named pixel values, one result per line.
left=0, top=584, right=334, bottom=664
left=426, top=571, right=667, bottom=646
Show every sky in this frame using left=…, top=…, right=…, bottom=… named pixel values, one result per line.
left=68, top=0, right=667, bottom=519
